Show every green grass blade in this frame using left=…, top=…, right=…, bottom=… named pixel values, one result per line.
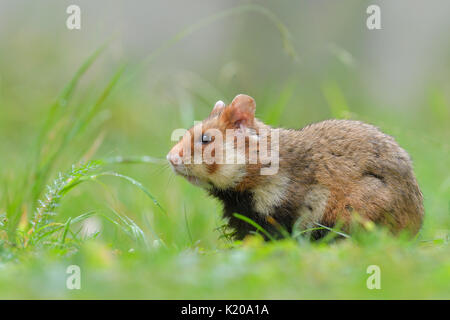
left=35, top=42, right=108, bottom=156
left=100, top=156, right=167, bottom=165
left=233, top=213, right=275, bottom=241
left=33, top=64, right=125, bottom=204
left=91, top=172, right=167, bottom=215
left=31, top=44, right=109, bottom=207
left=60, top=217, right=72, bottom=245
left=314, top=222, right=350, bottom=239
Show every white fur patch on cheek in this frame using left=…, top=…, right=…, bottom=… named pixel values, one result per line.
left=252, top=175, right=290, bottom=216
left=207, top=139, right=247, bottom=189
left=182, top=165, right=210, bottom=188
left=211, top=164, right=246, bottom=189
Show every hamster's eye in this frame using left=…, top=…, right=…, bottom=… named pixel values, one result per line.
left=201, top=134, right=212, bottom=144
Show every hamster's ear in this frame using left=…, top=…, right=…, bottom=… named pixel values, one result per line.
left=221, top=94, right=256, bottom=128
left=210, top=100, right=226, bottom=117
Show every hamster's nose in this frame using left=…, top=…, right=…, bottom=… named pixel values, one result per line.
left=167, top=149, right=183, bottom=166
left=166, top=153, right=176, bottom=166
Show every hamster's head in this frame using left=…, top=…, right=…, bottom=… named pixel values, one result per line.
left=167, top=94, right=260, bottom=190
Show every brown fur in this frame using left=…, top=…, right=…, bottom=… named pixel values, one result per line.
left=167, top=94, right=424, bottom=239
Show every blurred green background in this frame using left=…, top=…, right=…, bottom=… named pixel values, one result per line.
left=0, top=0, right=449, bottom=299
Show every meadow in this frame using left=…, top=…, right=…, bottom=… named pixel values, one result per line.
left=0, top=3, right=449, bottom=299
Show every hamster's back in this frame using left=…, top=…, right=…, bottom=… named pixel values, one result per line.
left=287, top=120, right=424, bottom=234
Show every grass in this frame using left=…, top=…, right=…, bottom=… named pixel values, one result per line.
left=0, top=4, right=449, bottom=299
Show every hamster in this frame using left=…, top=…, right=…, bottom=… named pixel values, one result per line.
left=167, top=94, right=424, bottom=240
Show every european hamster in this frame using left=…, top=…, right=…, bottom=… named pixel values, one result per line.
left=167, top=94, right=424, bottom=240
